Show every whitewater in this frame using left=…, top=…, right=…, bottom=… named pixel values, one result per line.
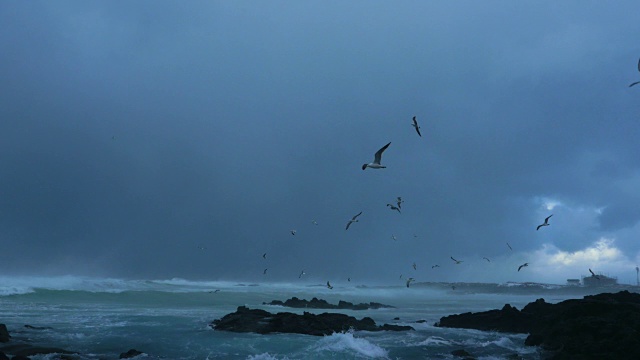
left=0, top=275, right=585, bottom=359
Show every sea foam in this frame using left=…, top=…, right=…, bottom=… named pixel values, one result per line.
left=311, top=331, right=389, bottom=359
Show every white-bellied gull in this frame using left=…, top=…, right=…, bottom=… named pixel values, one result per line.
left=299, top=270, right=306, bottom=278
left=326, top=281, right=333, bottom=289
left=536, top=215, right=553, bottom=230
left=290, top=229, right=297, bottom=235
left=396, top=196, right=404, bottom=209
left=263, top=268, right=268, bottom=275
left=262, top=253, right=267, bottom=259
left=412, top=262, right=417, bottom=270
left=411, top=116, right=422, bottom=137
left=450, top=256, right=463, bottom=264
left=483, top=257, right=491, bottom=262
left=362, top=142, right=391, bottom=170
left=507, top=242, right=513, bottom=251
left=345, top=211, right=362, bottom=230
left=589, top=268, right=600, bottom=280
left=432, top=264, right=440, bottom=269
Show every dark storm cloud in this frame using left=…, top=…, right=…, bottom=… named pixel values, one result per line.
left=1, top=1, right=640, bottom=283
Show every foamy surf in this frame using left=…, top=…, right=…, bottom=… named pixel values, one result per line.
left=310, top=331, right=389, bottom=359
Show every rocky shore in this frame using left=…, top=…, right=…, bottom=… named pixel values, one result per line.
left=211, top=305, right=413, bottom=335
left=262, top=296, right=395, bottom=310
left=0, top=323, right=144, bottom=360
left=435, top=290, right=640, bottom=360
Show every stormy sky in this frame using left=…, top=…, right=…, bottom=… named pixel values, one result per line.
left=1, top=1, right=640, bottom=285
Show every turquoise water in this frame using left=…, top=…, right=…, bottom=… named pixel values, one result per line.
left=0, top=276, right=575, bottom=359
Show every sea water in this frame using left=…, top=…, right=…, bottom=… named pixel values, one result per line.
left=0, top=276, right=582, bottom=359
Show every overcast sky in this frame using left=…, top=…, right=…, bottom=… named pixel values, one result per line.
left=1, top=1, right=640, bottom=285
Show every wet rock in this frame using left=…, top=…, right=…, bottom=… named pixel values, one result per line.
left=119, top=349, right=144, bottom=358
left=436, top=291, right=640, bottom=360
left=212, top=306, right=413, bottom=336
left=262, top=297, right=394, bottom=310
left=0, top=325, right=9, bottom=343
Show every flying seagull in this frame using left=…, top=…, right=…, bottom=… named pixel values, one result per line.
left=347, top=277, right=351, bottom=282
left=326, top=281, right=333, bottom=289
left=391, top=234, right=397, bottom=241
left=311, top=220, right=318, bottom=225
left=589, top=268, right=600, bottom=280
left=362, top=142, right=391, bottom=170
left=483, top=257, right=491, bottom=262
left=450, top=256, right=463, bottom=264
left=406, top=277, right=415, bottom=288
left=432, top=264, right=440, bottom=269
left=518, top=263, right=529, bottom=272
left=411, top=116, right=422, bottom=137
left=507, top=242, right=513, bottom=251
left=262, top=253, right=267, bottom=259
left=299, top=270, right=306, bottom=278
left=536, top=215, right=553, bottom=231
left=263, top=268, right=268, bottom=275
left=630, top=58, right=640, bottom=87
left=290, top=230, right=297, bottom=235
left=386, top=203, right=401, bottom=213
left=396, top=197, right=404, bottom=209
left=412, top=262, right=417, bottom=270
left=208, top=289, right=220, bottom=293
left=345, top=211, right=363, bottom=230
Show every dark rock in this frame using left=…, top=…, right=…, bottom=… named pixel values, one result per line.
left=0, top=351, right=8, bottom=360
left=0, top=324, right=10, bottom=343
left=436, top=291, right=640, bottom=360
left=23, top=325, right=53, bottom=331
left=451, top=349, right=475, bottom=359
left=12, top=347, right=74, bottom=357
left=414, top=319, right=427, bottom=323
left=211, top=306, right=414, bottom=336
left=119, top=349, right=144, bottom=358
left=262, top=297, right=394, bottom=310
left=393, top=317, right=400, bottom=320
left=10, top=355, right=30, bottom=360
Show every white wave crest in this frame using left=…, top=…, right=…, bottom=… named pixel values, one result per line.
left=311, top=331, right=389, bottom=359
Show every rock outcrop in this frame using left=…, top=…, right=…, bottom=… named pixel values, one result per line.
left=435, top=291, right=640, bottom=360
left=262, top=297, right=394, bottom=310
left=211, top=306, right=413, bottom=336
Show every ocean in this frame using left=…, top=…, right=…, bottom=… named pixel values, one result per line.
left=0, top=276, right=595, bottom=359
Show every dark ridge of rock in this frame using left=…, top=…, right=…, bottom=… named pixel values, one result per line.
left=451, top=349, right=475, bottom=359
left=0, top=325, right=9, bottom=343
left=211, top=306, right=414, bottom=336
left=0, top=350, right=8, bottom=360
left=262, top=297, right=394, bottom=310
left=119, top=349, right=144, bottom=359
left=23, top=325, right=53, bottom=331
left=435, top=290, right=640, bottom=360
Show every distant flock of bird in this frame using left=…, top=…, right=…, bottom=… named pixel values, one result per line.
left=242, top=56, right=640, bottom=290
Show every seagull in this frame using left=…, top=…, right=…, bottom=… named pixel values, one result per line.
left=396, top=197, right=404, bottom=209
left=432, top=265, right=440, bottom=269
left=507, top=242, right=513, bottom=251
left=362, top=142, right=391, bottom=170
left=406, top=277, right=415, bottom=288
left=262, top=253, right=267, bottom=259
left=483, top=257, right=491, bottom=262
left=347, top=277, right=351, bottom=282
left=345, top=211, right=362, bottom=230
left=412, top=262, right=417, bottom=270
left=299, top=270, right=306, bottom=278
left=263, top=268, right=268, bottom=275
left=630, top=58, right=640, bottom=87
left=399, top=274, right=403, bottom=279
left=326, top=281, right=333, bottom=289
left=208, top=289, right=220, bottom=293
left=197, top=244, right=207, bottom=250
left=536, top=215, right=553, bottom=231
left=311, top=220, right=318, bottom=225
left=411, top=116, right=422, bottom=137
left=386, top=203, right=401, bottom=214
left=518, top=263, right=529, bottom=272
left=589, top=268, right=600, bottom=280
left=391, top=234, right=397, bottom=241
left=290, top=230, right=297, bottom=235
left=450, top=256, right=463, bottom=264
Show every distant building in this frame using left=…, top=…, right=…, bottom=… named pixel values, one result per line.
left=581, top=273, right=618, bottom=287
left=566, top=279, right=580, bottom=286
